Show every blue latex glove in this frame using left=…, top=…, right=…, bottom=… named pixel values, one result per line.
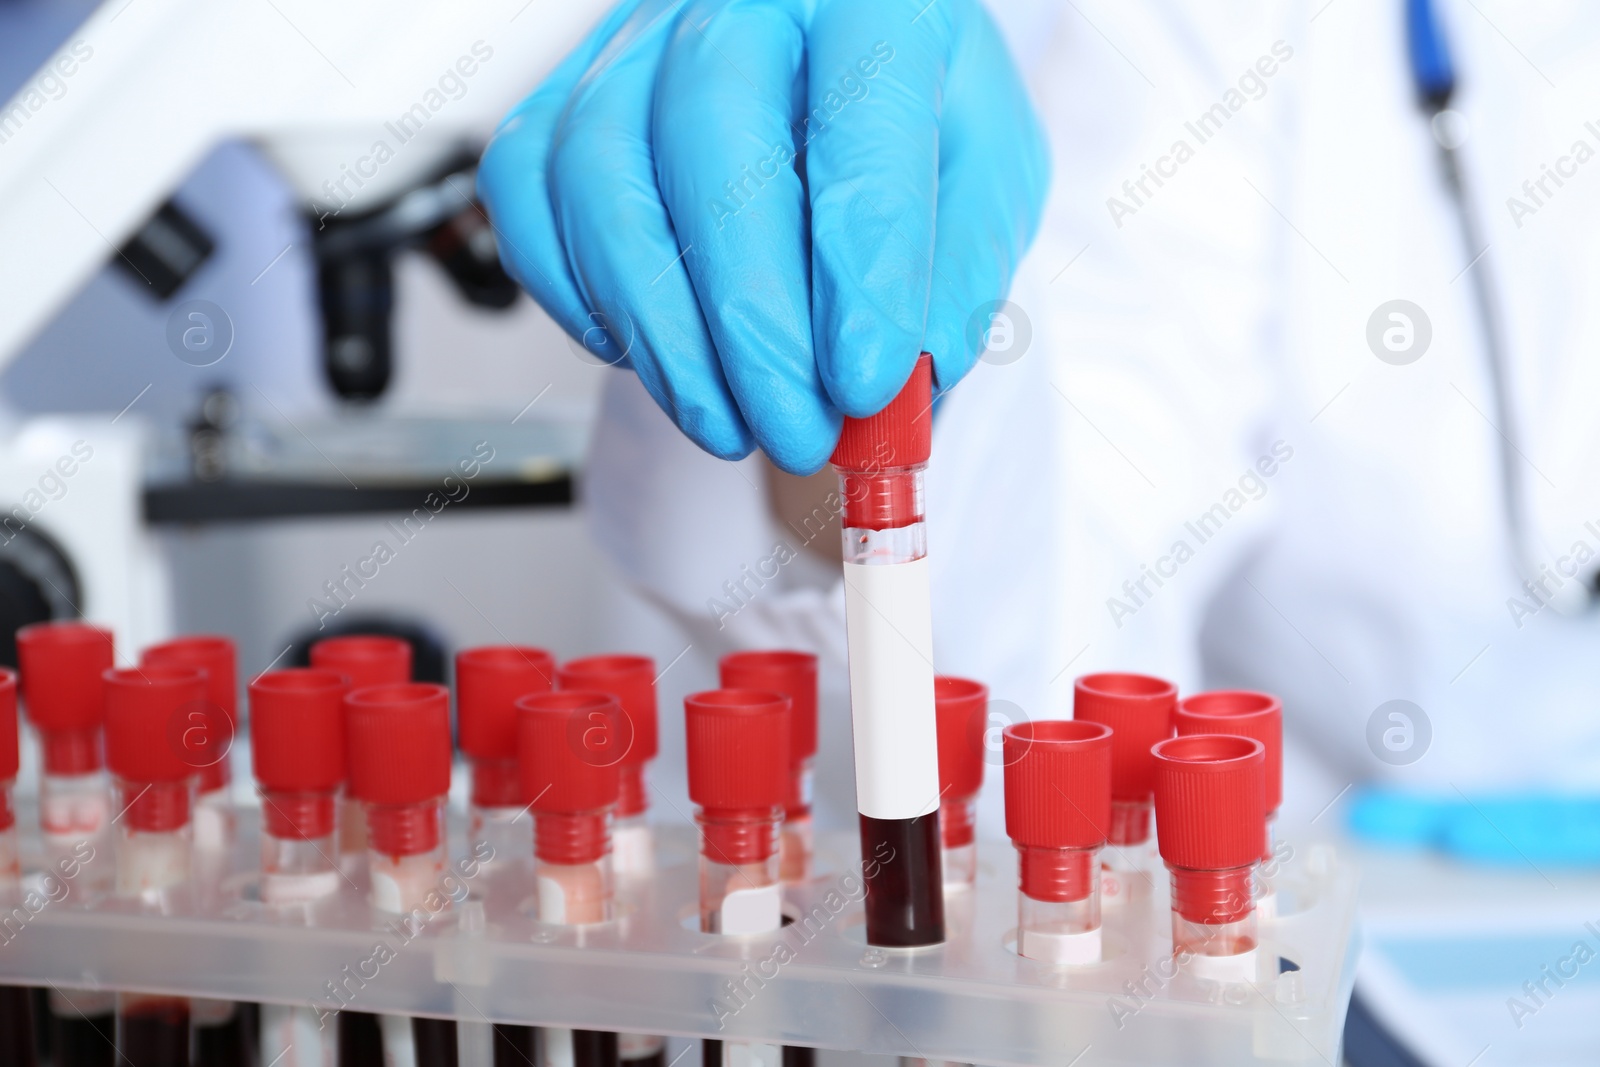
left=478, top=0, right=1050, bottom=473
left=1349, top=786, right=1600, bottom=868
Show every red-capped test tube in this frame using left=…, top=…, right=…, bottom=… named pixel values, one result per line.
left=346, top=683, right=452, bottom=914
left=718, top=651, right=817, bottom=883
left=685, top=689, right=789, bottom=934
left=1073, top=672, right=1176, bottom=903
left=250, top=669, right=348, bottom=903
left=1152, top=734, right=1266, bottom=983
left=1176, top=690, right=1283, bottom=916
left=557, top=655, right=657, bottom=878
left=519, top=691, right=624, bottom=1067
left=458, top=645, right=555, bottom=862
left=142, top=636, right=238, bottom=852
left=312, top=634, right=411, bottom=862
left=934, top=677, right=987, bottom=888
left=832, top=353, right=943, bottom=948
left=1004, top=721, right=1112, bottom=965
left=16, top=621, right=115, bottom=891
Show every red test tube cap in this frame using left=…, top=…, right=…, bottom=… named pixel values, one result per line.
left=344, top=683, right=451, bottom=806
left=249, top=669, right=348, bottom=793
left=556, top=655, right=657, bottom=766
left=684, top=689, right=790, bottom=813
left=0, top=669, right=17, bottom=782
left=457, top=645, right=556, bottom=760
left=935, top=676, right=987, bottom=802
left=719, top=650, right=817, bottom=764
left=1003, top=720, right=1113, bottom=850
left=104, top=665, right=207, bottom=784
left=17, top=620, right=115, bottom=734
left=1176, top=691, right=1282, bottom=815
left=831, top=353, right=933, bottom=471
left=143, top=635, right=237, bottom=791
left=1073, top=672, right=1177, bottom=802
left=310, top=635, right=411, bottom=690
left=1152, top=734, right=1266, bottom=872
left=517, top=691, right=624, bottom=815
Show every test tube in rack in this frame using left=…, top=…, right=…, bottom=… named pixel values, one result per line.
left=685, top=688, right=789, bottom=1067
left=830, top=353, right=943, bottom=948
left=933, top=677, right=987, bottom=890
left=104, top=664, right=207, bottom=1066
left=457, top=645, right=556, bottom=864
left=555, top=655, right=657, bottom=879
left=518, top=690, right=625, bottom=1067
left=1152, top=734, right=1266, bottom=984
left=141, top=636, right=238, bottom=852
left=1072, top=672, right=1176, bottom=905
left=345, top=681, right=457, bottom=1065
left=1003, top=720, right=1112, bottom=965
left=0, top=667, right=37, bottom=1067
left=718, top=651, right=817, bottom=884
left=310, top=634, right=411, bottom=866
left=1175, top=691, right=1283, bottom=917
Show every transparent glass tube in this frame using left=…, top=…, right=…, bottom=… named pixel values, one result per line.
left=534, top=810, right=615, bottom=927
left=698, top=813, right=780, bottom=935
left=113, top=779, right=193, bottom=898
left=780, top=757, right=814, bottom=883
left=339, top=792, right=368, bottom=864
left=612, top=811, right=654, bottom=880
left=40, top=769, right=112, bottom=894
left=470, top=756, right=530, bottom=865
left=1101, top=799, right=1155, bottom=905
left=193, top=786, right=235, bottom=854
left=1016, top=845, right=1101, bottom=965
left=259, top=789, right=340, bottom=904
left=1169, top=863, right=1258, bottom=972
left=366, top=800, right=446, bottom=915
left=941, top=796, right=977, bottom=889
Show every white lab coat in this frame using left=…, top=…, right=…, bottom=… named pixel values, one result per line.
left=584, top=0, right=1600, bottom=840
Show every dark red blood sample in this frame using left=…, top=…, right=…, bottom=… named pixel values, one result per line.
left=493, top=1024, right=536, bottom=1067
left=572, top=1029, right=620, bottom=1067
left=412, top=1017, right=459, bottom=1066
left=117, top=998, right=191, bottom=1067
left=859, top=813, right=944, bottom=948
left=0, top=984, right=38, bottom=1067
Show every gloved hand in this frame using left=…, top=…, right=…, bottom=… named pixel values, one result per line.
left=478, top=0, right=1050, bottom=473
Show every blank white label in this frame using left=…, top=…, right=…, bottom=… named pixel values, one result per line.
left=1019, top=925, right=1102, bottom=966
left=842, top=558, right=939, bottom=820
left=718, top=883, right=782, bottom=935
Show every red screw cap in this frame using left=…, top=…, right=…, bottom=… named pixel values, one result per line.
left=1176, top=691, right=1282, bottom=815
left=143, top=635, right=237, bottom=792
left=556, top=655, right=657, bottom=766
left=719, top=649, right=817, bottom=766
left=310, top=635, right=411, bottom=690
left=830, top=353, right=933, bottom=471
left=935, top=676, right=987, bottom=802
left=0, top=669, right=16, bottom=782
left=1003, top=720, right=1113, bottom=850
left=249, top=669, right=348, bottom=793
left=1073, top=672, right=1177, bottom=802
left=1152, top=734, right=1266, bottom=872
left=685, top=689, right=790, bottom=814
left=517, top=691, right=624, bottom=814
left=104, top=665, right=207, bottom=784
left=344, top=683, right=451, bottom=806
left=17, top=620, right=115, bottom=734
left=457, top=646, right=556, bottom=761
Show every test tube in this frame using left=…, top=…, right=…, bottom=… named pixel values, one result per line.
left=685, top=689, right=788, bottom=1067
left=555, top=655, right=657, bottom=879
left=1174, top=691, right=1283, bottom=917
left=518, top=690, right=624, bottom=1067
left=718, top=651, right=818, bottom=884
left=141, top=636, right=238, bottom=852
left=0, top=667, right=39, bottom=1067
left=1151, top=734, right=1266, bottom=984
left=345, top=681, right=456, bottom=1065
left=1002, top=720, right=1112, bottom=965
left=310, top=634, right=412, bottom=866
left=932, top=677, right=987, bottom=889
left=831, top=353, right=944, bottom=948
left=1072, top=672, right=1176, bottom=903
left=105, top=664, right=207, bottom=1066
left=457, top=645, right=555, bottom=863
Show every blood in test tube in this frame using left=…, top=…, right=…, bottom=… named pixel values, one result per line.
left=1072, top=672, right=1176, bottom=904
left=831, top=353, right=944, bottom=948
left=1151, top=734, right=1266, bottom=984
left=311, top=634, right=411, bottom=864
left=1003, top=720, right=1112, bottom=965
left=932, top=677, right=987, bottom=889
left=250, top=669, right=348, bottom=902
left=1175, top=690, right=1283, bottom=917
left=458, top=645, right=556, bottom=863
left=16, top=621, right=115, bottom=893
left=685, top=688, right=788, bottom=1067
left=518, top=690, right=624, bottom=1067
left=141, top=635, right=238, bottom=852
left=556, top=654, right=657, bottom=879
left=0, top=667, right=40, bottom=1067
left=105, top=663, right=207, bottom=1066
left=718, top=651, right=818, bottom=883
left=346, top=681, right=456, bottom=1065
